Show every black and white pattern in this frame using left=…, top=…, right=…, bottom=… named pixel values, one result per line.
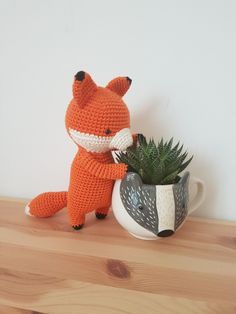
left=120, top=173, right=158, bottom=235
left=173, top=172, right=190, bottom=230
left=119, top=172, right=190, bottom=237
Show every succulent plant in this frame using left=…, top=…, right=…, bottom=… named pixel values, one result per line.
left=116, top=134, right=193, bottom=185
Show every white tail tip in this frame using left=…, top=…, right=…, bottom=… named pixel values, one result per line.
left=25, top=204, right=34, bottom=216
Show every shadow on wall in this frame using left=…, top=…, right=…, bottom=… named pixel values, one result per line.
left=131, top=98, right=217, bottom=219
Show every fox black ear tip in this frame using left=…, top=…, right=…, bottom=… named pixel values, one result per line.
left=75, top=71, right=86, bottom=81
left=126, top=77, right=132, bottom=84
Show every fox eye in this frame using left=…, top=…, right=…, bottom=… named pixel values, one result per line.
left=104, top=128, right=112, bottom=135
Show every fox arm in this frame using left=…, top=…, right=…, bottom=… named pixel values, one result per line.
left=78, top=153, right=127, bottom=180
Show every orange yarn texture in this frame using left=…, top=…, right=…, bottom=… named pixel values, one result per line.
left=28, top=71, right=132, bottom=229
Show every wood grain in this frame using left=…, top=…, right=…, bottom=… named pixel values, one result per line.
left=0, top=304, right=43, bottom=314
left=0, top=198, right=236, bottom=313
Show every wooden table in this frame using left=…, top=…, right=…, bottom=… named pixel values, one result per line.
left=0, top=198, right=236, bottom=314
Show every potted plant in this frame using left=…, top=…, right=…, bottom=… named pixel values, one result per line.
left=112, top=135, right=205, bottom=240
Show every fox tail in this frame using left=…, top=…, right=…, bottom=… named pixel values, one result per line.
left=25, top=191, right=67, bottom=218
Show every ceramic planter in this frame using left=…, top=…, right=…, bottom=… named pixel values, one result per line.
left=112, top=172, right=205, bottom=240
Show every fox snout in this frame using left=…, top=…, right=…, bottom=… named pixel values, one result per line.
left=109, top=128, right=133, bottom=151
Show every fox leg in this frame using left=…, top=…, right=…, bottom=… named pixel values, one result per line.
left=67, top=202, right=86, bottom=230
left=25, top=192, right=67, bottom=218
left=95, top=206, right=110, bottom=219
left=69, top=211, right=85, bottom=230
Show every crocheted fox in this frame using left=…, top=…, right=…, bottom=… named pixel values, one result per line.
left=25, top=71, right=134, bottom=230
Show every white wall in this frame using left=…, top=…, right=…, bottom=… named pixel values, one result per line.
left=0, top=0, right=236, bottom=220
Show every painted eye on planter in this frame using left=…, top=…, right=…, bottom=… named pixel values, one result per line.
left=104, top=128, right=112, bottom=135
left=138, top=205, right=144, bottom=210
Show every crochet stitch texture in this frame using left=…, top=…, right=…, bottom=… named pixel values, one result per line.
left=26, top=71, right=133, bottom=229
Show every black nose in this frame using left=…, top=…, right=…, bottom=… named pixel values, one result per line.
left=158, top=230, right=174, bottom=237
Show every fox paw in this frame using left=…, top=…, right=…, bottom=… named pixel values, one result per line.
left=95, top=213, right=107, bottom=220
left=72, top=224, right=84, bottom=230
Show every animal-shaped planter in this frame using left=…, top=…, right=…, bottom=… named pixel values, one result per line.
left=112, top=172, right=205, bottom=240
left=25, top=71, right=134, bottom=230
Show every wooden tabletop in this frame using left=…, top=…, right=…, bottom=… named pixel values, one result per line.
left=0, top=198, right=236, bottom=314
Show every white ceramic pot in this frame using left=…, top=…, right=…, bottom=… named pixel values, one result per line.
left=112, top=172, right=206, bottom=240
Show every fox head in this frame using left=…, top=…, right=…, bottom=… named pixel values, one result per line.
left=65, top=71, right=133, bottom=153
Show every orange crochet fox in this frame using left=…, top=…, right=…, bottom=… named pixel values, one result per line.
left=25, top=71, right=134, bottom=229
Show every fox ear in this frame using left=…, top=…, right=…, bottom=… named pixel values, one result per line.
left=72, top=71, right=97, bottom=108
left=106, top=76, right=132, bottom=97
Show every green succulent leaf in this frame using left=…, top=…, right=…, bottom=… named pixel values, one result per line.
left=161, top=170, right=179, bottom=185
left=116, top=135, right=193, bottom=185
left=178, top=155, right=194, bottom=173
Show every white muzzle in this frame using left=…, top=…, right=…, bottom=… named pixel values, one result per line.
left=109, top=128, right=133, bottom=151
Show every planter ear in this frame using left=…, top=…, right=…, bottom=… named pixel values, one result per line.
left=173, top=172, right=190, bottom=230
left=177, top=171, right=190, bottom=185
left=123, top=172, right=143, bottom=189
left=120, top=172, right=159, bottom=236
